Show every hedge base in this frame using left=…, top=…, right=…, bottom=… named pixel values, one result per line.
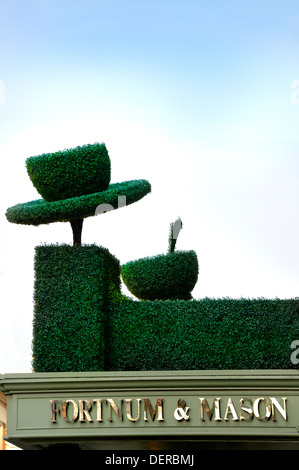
left=107, top=298, right=299, bottom=371
left=32, top=245, right=299, bottom=372
left=32, top=244, right=120, bottom=372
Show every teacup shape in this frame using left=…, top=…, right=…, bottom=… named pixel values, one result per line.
left=121, top=250, right=198, bottom=301
left=26, top=142, right=111, bottom=202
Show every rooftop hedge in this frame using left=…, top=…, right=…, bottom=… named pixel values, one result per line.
left=30, top=244, right=299, bottom=373
left=106, top=297, right=299, bottom=371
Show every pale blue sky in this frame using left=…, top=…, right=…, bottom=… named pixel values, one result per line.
left=0, top=1, right=298, bottom=372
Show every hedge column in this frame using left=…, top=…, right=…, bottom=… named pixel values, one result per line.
left=32, top=244, right=119, bottom=372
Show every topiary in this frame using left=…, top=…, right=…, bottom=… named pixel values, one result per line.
left=121, top=218, right=199, bottom=300
left=5, top=142, right=151, bottom=245
left=26, top=143, right=111, bottom=202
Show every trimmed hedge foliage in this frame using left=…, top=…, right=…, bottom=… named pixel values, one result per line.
left=121, top=250, right=199, bottom=300
left=26, top=142, right=111, bottom=202
left=5, top=179, right=151, bottom=226
left=32, top=244, right=120, bottom=372
left=31, top=244, right=299, bottom=373
left=106, top=298, right=299, bottom=371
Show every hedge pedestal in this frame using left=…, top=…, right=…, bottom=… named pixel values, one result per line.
left=32, top=244, right=120, bottom=372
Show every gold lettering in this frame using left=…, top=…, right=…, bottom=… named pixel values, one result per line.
left=50, top=400, right=61, bottom=423
left=143, top=398, right=164, bottom=422
left=224, top=398, right=239, bottom=421
left=106, top=399, right=123, bottom=422
left=50, top=395, right=288, bottom=426
left=240, top=398, right=253, bottom=421
left=199, top=398, right=222, bottom=421
left=125, top=399, right=141, bottom=422
left=270, top=397, right=287, bottom=421
left=61, top=400, right=79, bottom=423
left=93, top=399, right=104, bottom=422
left=253, top=398, right=272, bottom=421
left=78, top=399, right=93, bottom=422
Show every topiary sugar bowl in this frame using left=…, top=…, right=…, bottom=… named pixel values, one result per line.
left=121, top=250, right=199, bottom=301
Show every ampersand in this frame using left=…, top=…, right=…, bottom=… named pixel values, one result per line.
left=174, top=399, right=190, bottom=421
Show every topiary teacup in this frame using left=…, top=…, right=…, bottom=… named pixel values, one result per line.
left=26, top=142, right=111, bottom=202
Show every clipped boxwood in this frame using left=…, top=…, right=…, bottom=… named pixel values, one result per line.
left=31, top=242, right=299, bottom=372
left=32, top=243, right=120, bottom=372
left=6, top=141, right=151, bottom=247
left=5, top=179, right=151, bottom=226
left=121, top=250, right=199, bottom=300
left=26, top=142, right=111, bottom=201
left=106, top=298, right=299, bottom=371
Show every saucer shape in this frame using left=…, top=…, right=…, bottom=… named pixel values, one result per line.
left=6, top=179, right=151, bottom=226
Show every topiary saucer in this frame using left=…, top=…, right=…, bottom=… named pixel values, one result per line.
left=6, top=179, right=151, bottom=226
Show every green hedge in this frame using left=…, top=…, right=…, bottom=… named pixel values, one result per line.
left=26, top=142, right=111, bottom=202
left=121, top=250, right=199, bottom=300
left=31, top=244, right=299, bottom=372
left=6, top=179, right=151, bottom=226
left=106, top=298, right=299, bottom=371
left=32, top=244, right=120, bottom=372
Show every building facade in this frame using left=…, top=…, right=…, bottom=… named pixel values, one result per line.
left=0, top=392, right=19, bottom=451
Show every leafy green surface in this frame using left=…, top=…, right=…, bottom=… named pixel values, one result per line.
left=32, top=244, right=120, bottom=372
left=107, top=298, right=299, bottom=371
left=6, top=179, right=151, bottom=225
left=31, top=245, right=299, bottom=373
left=26, top=142, right=111, bottom=201
left=121, top=250, right=199, bottom=300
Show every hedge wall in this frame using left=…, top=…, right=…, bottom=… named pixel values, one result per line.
left=31, top=244, right=299, bottom=372
left=32, top=244, right=120, bottom=372
left=106, top=298, right=299, bottom=371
